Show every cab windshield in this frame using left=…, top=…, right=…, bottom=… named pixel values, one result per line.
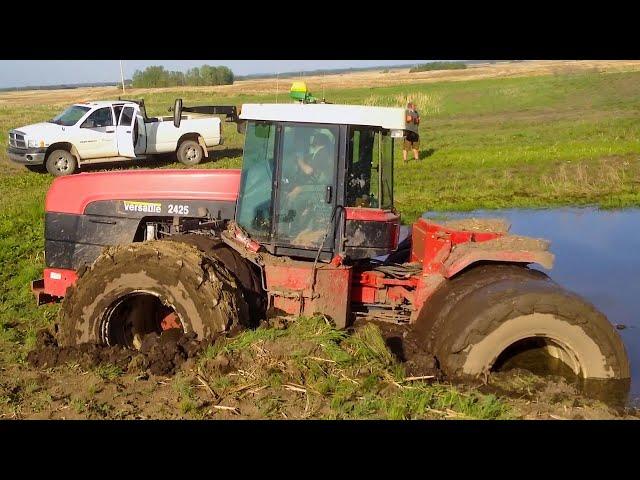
left=49, top=105, right=91, bottom=126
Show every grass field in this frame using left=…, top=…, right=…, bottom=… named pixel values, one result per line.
left=1, top=61, right=639, bottom=419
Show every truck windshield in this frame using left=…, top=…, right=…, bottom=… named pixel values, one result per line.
left=49, top=105, right=91, bottom=126
left=346, top=127, right=393, bottom=209
left=235, top=121, right=277, bottom=241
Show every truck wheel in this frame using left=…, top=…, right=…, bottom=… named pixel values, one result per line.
left=422, top=265, right=630, bottom=380
left=164, top=234, right=265, bottom=327
left=177, top=139, right=204, bottom=166
left=46, top=149, right=77, bottom=176
left=56, top=241, right=247, bottom=348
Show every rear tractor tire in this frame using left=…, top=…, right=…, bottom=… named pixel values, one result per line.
left=56, top=241, right=247, bottom=348
left=419, top=265, right=630, bottom=381
left=177, top=139, right=204, bottom=166
left=164, top=234, right=266, bottom=327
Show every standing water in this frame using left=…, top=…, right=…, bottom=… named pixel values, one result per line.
left=421, top=207, right=640, bottom=405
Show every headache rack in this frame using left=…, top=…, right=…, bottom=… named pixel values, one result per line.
left=177, top=105, right=240, bottom=123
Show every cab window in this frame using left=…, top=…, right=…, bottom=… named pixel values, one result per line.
left=119, top=106, right=135, bottom=126
left=235, top=121, right=277, bottom=241
left=113, top=105, right=124, bottom=124
left=81, top=107, right=114, bottom=128
left=346, top=126, right=393, bottom=209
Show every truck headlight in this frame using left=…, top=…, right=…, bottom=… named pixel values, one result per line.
left=27, top=139, right=37, bottom=148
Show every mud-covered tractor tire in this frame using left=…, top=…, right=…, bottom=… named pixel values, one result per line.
left=56, top=241, right=247, bottom=347
left=164, top=234, right=265, bottom=327
left=417, top=264, right=630, bottom=380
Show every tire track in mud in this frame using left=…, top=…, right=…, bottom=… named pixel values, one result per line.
left=27, top=328, right=212, bottom=376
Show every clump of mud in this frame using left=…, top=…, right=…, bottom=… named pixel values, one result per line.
left=27, top=329, right=210, bottom=376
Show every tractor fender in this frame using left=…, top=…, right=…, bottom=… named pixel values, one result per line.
left=443, top=235, right=554, bottom=278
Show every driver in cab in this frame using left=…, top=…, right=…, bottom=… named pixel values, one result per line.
left=287, top=132, right=333, bottom=200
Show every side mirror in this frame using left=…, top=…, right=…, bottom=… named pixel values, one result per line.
left=173, top=98, right=183, bottom=128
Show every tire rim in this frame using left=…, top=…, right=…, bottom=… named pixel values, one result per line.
left=55, top=156, right=69, bottom=172
left=492, top=335, right=582, bottom=377
left=186, top=147, right=198, bottom=161
left=100, top=290, right=184, bottom=349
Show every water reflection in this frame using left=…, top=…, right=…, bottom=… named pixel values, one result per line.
left=423, top=207, right=640, bottom=405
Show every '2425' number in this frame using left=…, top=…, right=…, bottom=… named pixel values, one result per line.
left=168, top=204, right=190, bottom=215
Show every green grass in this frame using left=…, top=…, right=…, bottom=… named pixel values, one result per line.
left=1, top=68, right=639, bottom=418
left=193, top=316, right=511, bottom=419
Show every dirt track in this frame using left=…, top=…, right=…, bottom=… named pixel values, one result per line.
left=2, top=60, right=640, bottom=107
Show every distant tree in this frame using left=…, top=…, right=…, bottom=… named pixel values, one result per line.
left=131, top=64, right=234, bottom=88
left=409, top=62, right=467, bottom=73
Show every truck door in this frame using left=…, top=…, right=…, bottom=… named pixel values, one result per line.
left=134, top=111, right=147, bottom=155
left=77, top=107, right=119, bottom=159
left=116, top=106, right=137, bottom=158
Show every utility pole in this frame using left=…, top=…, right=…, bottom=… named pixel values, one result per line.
left=119, top=60, right=126, bottom=94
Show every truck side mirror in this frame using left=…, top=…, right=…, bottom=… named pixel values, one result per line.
left=173, top=98, right=183, bottom=128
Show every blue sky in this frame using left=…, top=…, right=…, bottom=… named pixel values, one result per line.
left=0, top=60, right=426, bottom=88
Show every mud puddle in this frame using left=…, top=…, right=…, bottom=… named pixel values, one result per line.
left=424, top=207, right=640, bottom=406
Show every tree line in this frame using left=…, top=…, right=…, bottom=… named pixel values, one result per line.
left=131, top=65, right=234, bottom=87
left=409, top=62, right=467, bottom=73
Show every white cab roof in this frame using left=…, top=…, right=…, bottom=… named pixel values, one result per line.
left=240, top=103, right=418, bottom=133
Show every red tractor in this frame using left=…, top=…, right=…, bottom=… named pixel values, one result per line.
left=34, top=97, right=630, bottom=383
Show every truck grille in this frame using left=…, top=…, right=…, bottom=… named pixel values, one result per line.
left=9, top=131, right=26, bottom=148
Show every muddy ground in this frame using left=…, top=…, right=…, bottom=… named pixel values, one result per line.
left=1, top=319, right=637, bottom=420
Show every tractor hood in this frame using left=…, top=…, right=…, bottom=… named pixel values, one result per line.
left=45, top=169, right=242, bottom=215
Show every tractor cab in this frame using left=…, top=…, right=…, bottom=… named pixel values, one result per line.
left=235, top=96, right=419, bottom=263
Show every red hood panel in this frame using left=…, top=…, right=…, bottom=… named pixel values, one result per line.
left=45, top=169, right=242, bottom=214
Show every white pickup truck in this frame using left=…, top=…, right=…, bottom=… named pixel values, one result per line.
left=7, top=99, right=239, bottom=176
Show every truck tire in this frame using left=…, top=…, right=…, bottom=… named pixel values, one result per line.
left=46, top=149, right=78, bottom=176
left=421, top=265, right=630, bottom=380
left=56, top=241, right=247, bottom=347
left=176, top=139, right=204, bottom=166
left=164, top=234, right=265, bottom=327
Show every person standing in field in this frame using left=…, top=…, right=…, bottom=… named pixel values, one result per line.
left=403, top=101, right=420, bottom=163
